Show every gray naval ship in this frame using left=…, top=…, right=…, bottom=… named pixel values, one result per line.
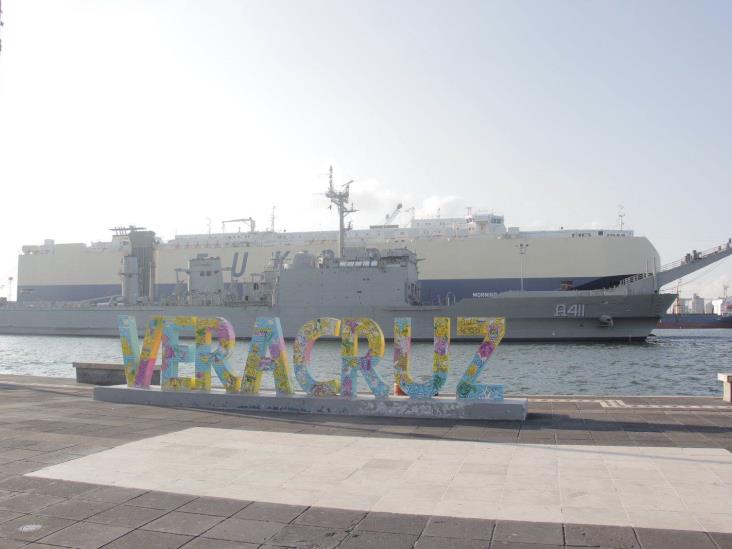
left=0, top=182, right=731, bottom=341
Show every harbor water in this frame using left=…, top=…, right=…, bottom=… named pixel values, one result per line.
left=0, top=329, right=730, bottom=396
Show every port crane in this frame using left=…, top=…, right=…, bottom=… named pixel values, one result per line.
left=383, top=203, right=403, bottom=225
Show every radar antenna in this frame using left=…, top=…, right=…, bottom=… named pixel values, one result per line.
left=325, top=166, right=357, bottom=258
left=618, top=205, right=626, bottom=231
left=109, top=226, right=146, bottom=236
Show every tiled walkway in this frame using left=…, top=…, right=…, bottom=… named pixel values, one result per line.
left=1, top=375, right=731, bottom=548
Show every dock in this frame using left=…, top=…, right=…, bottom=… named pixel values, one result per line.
left=1, top=374, right=731, bottom=548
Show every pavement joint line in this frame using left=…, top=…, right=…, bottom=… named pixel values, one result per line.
left=530, top=397, right=732, bottom=410
left=0, top=381, right=92, bottom=390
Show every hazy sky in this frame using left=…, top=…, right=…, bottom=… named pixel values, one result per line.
left=1, top=0, right=731, bottom=300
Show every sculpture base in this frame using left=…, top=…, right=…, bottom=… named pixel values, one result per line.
left=93, top=386, right=527, bottom=421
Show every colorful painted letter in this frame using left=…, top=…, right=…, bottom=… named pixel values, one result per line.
left=161, top=316, right=197, bottom=391
left=195, top=317, right=240, bottom=392
left=393, top=317, right=451, bottom=398
left=455, top=317, right=506, bottom=400
left=293, top=318, right=341, bottom=396
left=118, top=315, right=164, bottom=388
left=340, top=317, right=389, bottom=398
left=241, top=317, right=294, bottom=395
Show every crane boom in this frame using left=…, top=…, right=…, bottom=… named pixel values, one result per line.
left=384, top=203, right=403, bottom=224
left=222, top=218, right=256, bottom=233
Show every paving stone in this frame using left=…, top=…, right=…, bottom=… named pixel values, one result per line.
left=0, top=477, right=55, bottom=494
left=0, top=513, right=75, bottom=542
left=102, top=529, right=193, bottom=549
left=24, top=451, right=81, bottom=465
left=564, top=523, right=639, bottom=548
left=233, top=501, right=305, bottom=523
left=415, top=536, right=489, bottom=548
left=490, top=542, right=564, bottom=548
left=177, top=497, right=251, bottom=517
left=634, top=528, right=717, bottom=549
left=0, top=512, right=23, bottom=526
left=30, top=480, right=97, bottom=499
left=338, top=530, right=418, bottom=549
left=37, top=521, right=130, bottom=548
left=267, top=524, right=349, bottom=549
left=0, top=462, right=43, bottom=478
left=493, top=520, right=563, bottom=545
left=126, top=490, right=197, bottom=510
left=86, top=504, right=169, bottom=528
left=0, top=493, right=65, bottom=513
left=0, top=449, right=45, bottom=461
left=423, top=516, right=495, bottom=540
left=707, top=532, right=732, bottom=549
left=24, top=441, right=79, bottom=453
left=0, top=537, right=28, bottom=548
left=294, top=506, right=366, bottom=529
left=79, top=486, right=147, bottom=504
left=142, top=511, right=224, bottom=536
left=356, top=511, right=429, bottom=535
left=181, top=539, right=259, bottom=549
left=36, top=498, right=115, bottom=520
left=203, top=517, right=285, bottom=544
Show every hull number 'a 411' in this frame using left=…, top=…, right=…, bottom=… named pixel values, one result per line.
left=555, top=304, right=586, bottom=317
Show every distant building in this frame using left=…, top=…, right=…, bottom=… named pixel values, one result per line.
left=690, top=294, right=705, bottom=314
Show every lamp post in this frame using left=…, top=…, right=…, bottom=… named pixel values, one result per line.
left=516, top=244, right=529, bottom=291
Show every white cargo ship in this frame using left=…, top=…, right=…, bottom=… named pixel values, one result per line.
left=17, top=213, right=659, bottom=305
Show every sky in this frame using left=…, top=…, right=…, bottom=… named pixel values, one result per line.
left=0, top=0, right=731, bottom=300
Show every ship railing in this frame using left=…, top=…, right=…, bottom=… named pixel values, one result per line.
left=617, top=240, right=732, bottom=287
left=617, top=272, right=653, bottom=287
left=657, top=241, right=731, bottom=272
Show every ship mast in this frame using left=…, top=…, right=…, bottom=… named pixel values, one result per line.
left=325, top=166, right=357, bottom=259
left=0, top=0, right=4, bottom=54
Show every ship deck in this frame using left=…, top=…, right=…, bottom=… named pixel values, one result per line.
left=1, top=374, right=731, bottom=548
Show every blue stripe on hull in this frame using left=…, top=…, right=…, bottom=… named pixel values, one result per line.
left=18, top=275, right=634, bottom=304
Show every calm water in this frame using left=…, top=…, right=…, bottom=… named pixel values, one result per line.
left=0, top=329, right=730, bottom=396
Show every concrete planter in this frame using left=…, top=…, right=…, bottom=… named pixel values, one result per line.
left=72, top=362, right=160, bottom=386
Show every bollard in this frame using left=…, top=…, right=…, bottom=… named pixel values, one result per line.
left=718, top=373, right=732, bottom=403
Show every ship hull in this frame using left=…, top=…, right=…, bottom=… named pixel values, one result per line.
left=657, top=314, right=732, bottom=329
left=0, top=293, right=675, bottom=342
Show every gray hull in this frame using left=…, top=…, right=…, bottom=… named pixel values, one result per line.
left=0, top=292, right=676, bottom=342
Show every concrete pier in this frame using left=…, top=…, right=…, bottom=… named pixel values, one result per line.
left=1, top=374, right=731, bottom=548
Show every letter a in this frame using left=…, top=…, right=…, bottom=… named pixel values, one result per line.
left=241, top=317, right=294, bottom=395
